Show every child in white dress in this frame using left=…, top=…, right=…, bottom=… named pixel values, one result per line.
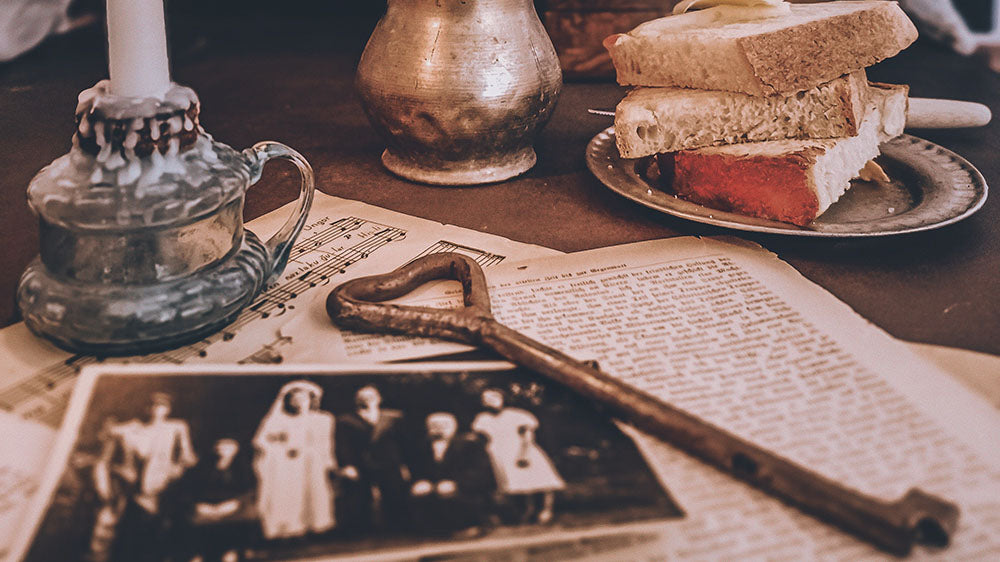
left=472, top=388, right=564, bottom=524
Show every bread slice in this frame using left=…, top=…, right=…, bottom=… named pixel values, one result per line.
left=615, top=71, right=869, bottom=159
left=604, top=1, right=917, bottom=96
left=665, top=83, right=908, bottom=226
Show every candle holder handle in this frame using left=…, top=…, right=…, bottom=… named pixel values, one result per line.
left=243, top=141, right=316, bottom=283
left=17, top=80, right=319, bottom=354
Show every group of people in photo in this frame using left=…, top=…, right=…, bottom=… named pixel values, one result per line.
left=84, top=380, right=566, bottom=561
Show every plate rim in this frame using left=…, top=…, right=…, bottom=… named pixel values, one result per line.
left=586, top=126, right=989, bottom=238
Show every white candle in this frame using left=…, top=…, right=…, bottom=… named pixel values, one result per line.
left=106, top=0, right=171, bottom=99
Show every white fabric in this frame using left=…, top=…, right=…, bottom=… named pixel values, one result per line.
left=472, top=408, right=565, bottom=494
left=0, top=0, right=72, bottom=61
left=902, top=0, right=1000, bottom=54
left=253, top=381, right=336, bottom=539
left=431, top=439, right=449, bottom=463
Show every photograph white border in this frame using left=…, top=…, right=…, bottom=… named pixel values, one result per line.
left=10, top=361, right=675, bottom=562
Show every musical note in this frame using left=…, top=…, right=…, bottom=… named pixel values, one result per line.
left=410, top=240, right=506, bottom=268
left=271, top=288, right=298, bottom=299
left=237, top=335, right=294, bottom=365
left=0, top=216, right=409, bottom=425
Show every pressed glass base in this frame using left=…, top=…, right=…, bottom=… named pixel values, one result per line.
left=381, top=147, right=536, bottom=186
left=17, top=233, right=271, bottom=355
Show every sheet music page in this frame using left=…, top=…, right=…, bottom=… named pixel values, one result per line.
left=0, top=413, right=54, bottom=560
left=364, top=236, right=1000, bottom=559
left=3, top=194, right=999, bottom=558
left=0, top=193, right=557, bottom=427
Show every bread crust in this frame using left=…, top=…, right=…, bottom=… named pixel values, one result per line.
left=662, top=84, right=907, bottom=226
left=740, top=2, right=918, bottom=95
left=614, top=71, right=869, bottom=158
left=606, top=1, right=917, bottom=95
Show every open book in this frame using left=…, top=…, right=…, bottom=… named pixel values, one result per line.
left=3, top=195, right=998, bottom=559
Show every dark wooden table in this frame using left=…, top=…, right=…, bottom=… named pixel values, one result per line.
left=1, top=12, right=998, bottom=356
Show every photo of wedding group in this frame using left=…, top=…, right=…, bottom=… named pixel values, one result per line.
left=18, top=364, right=683, bottom=561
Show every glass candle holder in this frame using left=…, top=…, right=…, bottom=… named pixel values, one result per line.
left=17, top=81, right=315, bottom=354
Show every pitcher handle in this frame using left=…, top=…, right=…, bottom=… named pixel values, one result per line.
left=242, top=141, right=316, bottom=283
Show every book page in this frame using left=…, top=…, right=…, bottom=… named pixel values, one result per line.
left=0, top=193, right=557, bottom=426
left=374, top=236, right=1000, bottom=559
left=3, top=197, right=999, bottom=558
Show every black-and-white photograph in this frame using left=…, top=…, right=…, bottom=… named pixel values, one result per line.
left=16, top=363, right=683, bottom=561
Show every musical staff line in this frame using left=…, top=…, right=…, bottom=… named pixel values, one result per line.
left=411, top=240, right=507, bottom=268
left=290, top=217, right=366, bottom=257
left=0, top=217, right=407, bottom=426
left=238, top=335, right=294, bottom=365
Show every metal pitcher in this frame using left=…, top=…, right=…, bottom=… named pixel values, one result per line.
left=357, top=0, right=562, bottom=185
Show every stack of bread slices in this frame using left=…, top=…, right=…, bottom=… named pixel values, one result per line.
left=603, top=0, right=918, bottom=226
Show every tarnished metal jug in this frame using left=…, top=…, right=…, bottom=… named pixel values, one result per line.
left=356, top=0, right=562, bottom=185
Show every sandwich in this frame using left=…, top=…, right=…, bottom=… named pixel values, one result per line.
left=602, top=0, right=919, bottom=227
left=614, top=70, right=870, bottom=158
left=604, top=0, right=917, bottom=96
left=665, top=83, right=907, bottom=226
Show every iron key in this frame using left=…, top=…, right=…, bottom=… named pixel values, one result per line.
left=326, top=252, right=959, bottom=556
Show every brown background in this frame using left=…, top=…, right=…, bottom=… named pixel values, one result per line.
left=0, top=8, right=997, bottom=355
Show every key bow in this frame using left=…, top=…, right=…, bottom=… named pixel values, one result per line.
left=327, top=252, right=493, bottom=344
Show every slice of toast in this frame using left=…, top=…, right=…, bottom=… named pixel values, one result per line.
left=604, top=1, right=917, bottom=96
left=665, top=83, right=908, bottom=226
left=615, top=71, right=870, bottom=159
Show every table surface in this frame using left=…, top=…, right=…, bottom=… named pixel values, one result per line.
left=1, top=12, right=998, bottom=356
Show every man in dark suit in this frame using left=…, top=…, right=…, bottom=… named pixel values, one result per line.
left=177, top=438, right=256, bottom=561
left=408, top=412, right=496, bottom=537
left=336, top=385, right=411, bottom=532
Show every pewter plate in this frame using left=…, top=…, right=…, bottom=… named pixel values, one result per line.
left=586, top=127, right=988, bottom=237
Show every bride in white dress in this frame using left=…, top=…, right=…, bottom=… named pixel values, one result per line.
left=253, top=380, right=337, bottom=539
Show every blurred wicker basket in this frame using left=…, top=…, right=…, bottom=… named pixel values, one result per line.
left=539, top=0, right=681, bottom=80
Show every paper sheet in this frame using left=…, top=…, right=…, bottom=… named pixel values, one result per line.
left=471, top=237, right=1000, bottom=559
left=0, top=193, right=557, bottom=426
left=7, top=362, right=682, bottom=562
left=315, top=235, right=1000, bottom=558
left=909, top=342, right=1000, bottom=409
left=3, top=196, right=1000, bottom=559
left=0, top=413, right=54, bottom=561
